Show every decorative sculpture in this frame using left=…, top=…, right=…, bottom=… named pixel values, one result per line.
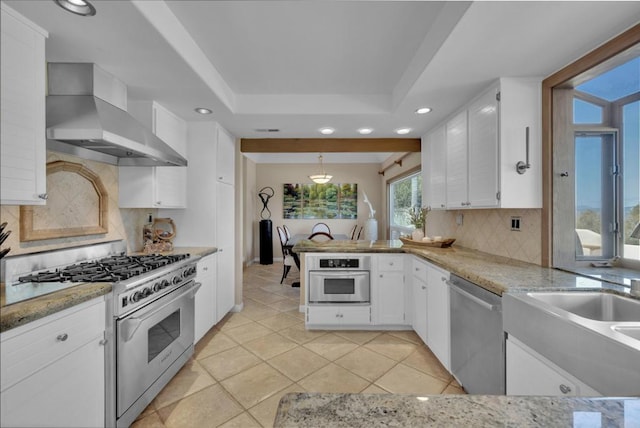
left=258, top=186, right=275, bottom=219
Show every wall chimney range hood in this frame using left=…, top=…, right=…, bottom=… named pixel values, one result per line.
left=46, top=63, right=187, bottom=167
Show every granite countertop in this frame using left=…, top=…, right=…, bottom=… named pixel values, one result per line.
left=0, top=246, right=216, bottom=333
left=274, top=393, right=640, bottom=427
left=293, top=239, right=636, bottom=297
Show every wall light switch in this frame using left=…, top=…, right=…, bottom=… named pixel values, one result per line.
left=456, top=213, right=464, bottom=226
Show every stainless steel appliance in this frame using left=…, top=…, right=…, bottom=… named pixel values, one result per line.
left=449, top=274, right=505, bottom=394
left=307, top=255, right=370, bottom=304
left=1, top=241, right=200, bottom=427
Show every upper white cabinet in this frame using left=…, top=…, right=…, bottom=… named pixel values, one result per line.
left=119, top=102, right=187, bottom=208
left=422, top=77, right=542, bottom=210
left=422, top=125, right=446, bottom=210
left=0, top=5, right=48, bottom=205
left=216, top=126, right=235, bottom=185
left=445, top=110, right=469, bottom=209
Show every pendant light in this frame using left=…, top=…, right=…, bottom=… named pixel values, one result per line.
left=309, top=154, right=332, bottom=184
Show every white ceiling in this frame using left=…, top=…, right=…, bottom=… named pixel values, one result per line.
left=5, top=0, right=640, bottom=163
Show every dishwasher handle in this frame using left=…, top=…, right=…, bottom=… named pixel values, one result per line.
left=447, top=280, right=496, bottom=311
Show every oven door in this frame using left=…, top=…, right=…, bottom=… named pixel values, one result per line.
left=308, top=270, right=370, bottom=303
left=116, top=280, right=200, bottom=418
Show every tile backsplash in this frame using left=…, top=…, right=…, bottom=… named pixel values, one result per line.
left=0, top=151, right=153, bottom=257
left=426, top=209, right=542, bottom=265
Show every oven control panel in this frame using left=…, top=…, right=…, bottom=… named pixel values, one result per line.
left=319, top=258, right=360, bottom=268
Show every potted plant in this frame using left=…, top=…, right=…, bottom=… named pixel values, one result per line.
left=408, top=206, right=430, bottom=241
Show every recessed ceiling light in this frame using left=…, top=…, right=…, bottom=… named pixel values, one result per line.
left=319, top=127, right=335, bottom=135
left=415, top=107, right=432, bottom=114
left=194, top=107, right=212, bottom=115
left=358, top=128, right=373, bottom=135
left=395, top=128, right=412, bottom=135
left=53, top=0, right=96, bottom=16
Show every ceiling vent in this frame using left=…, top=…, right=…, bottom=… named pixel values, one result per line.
left=254, top=128, right=280, bottom=133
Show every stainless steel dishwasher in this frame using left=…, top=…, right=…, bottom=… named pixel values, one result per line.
left=449, top=274, right=505, bottom=394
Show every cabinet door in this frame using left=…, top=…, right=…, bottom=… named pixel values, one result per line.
left=216, top=126, right=235, bottom=185
left=468, top=86, right=499, bottom=208
left=1, top=337, right=105, bottom=428
left=375, top=272, right=405, bottom=325
left=412, top=278, right=428, bottom=344
left=155, top=167, right=187, bottom=208
left=306, top=306, right=370, bottom=326
left=307, top=306, right=342, bottom=326
left=506, top=337, right=600, bottom=396
left=426, top=266, right=450, bottom=370
left=339, top=306, right=371, bottom=325
left=194, top=254, right=217, bottom=343
left=445, top=110, right=468, bottom=209
left=215, top=182, right=235, bottom=322
left=0, top=6, right=47, bottom=205
left=424, top=125, right=447, bottom=210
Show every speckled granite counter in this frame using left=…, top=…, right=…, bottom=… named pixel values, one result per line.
left=0, top=247, right=216, bottom=333
left=274, top=393, right=640, bottom=427
left=293, top=239, right=636, bottom=298
left=0, top=282, right=111, bottom=333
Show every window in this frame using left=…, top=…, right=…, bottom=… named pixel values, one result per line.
left=552, top=50, right=639, bottom=268
left=388, top=171, right=422, bottom=239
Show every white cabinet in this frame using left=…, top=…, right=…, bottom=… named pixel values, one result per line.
left=374, top=255, right=406, bottom=325
left=0, top=298, right=106, bottom=427
left=0, top=5, right=48, bottom=205
left=306, top=305, right=371, bottom=327
left=119, top=102, right=187, bottom=208
left=216, top=126, right=235, bottom=185
left=422, top=125, right=447, bottom=210
left=119, top=166, right=187, bottom=208
left=506, top=336, right=601, bottom=396
left=215, top=181, right=235, bottom=322
left=426, top=263, right=450, bottom=370
left=411, top=258, right=428, bottom=344
left=468, top=87, right=499, bottom=207
left=445, top=110, right=469, bottom=209
left=194, top=254, right=217, bottom=343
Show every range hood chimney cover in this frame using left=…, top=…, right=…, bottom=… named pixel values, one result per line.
left=46, top=63, right=187, bottom=167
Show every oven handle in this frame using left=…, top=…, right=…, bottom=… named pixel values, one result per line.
left=120, top=281, right=201, bottom=343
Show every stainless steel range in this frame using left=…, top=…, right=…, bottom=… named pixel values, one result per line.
left=1, top=241, right=201, bottom=427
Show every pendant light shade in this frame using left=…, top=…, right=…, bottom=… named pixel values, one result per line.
left=309, top=154, right=332, bottom=184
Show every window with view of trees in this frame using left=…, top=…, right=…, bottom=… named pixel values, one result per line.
left=572, top=55, right=639, bottom=263
left=388, top=171, right=422, bottom=239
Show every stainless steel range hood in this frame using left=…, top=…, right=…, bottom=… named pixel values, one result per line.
left=46, top=63, right=187, bottom=167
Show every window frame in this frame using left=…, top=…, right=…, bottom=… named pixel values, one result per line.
left=387, top=168, right=422, bottom=239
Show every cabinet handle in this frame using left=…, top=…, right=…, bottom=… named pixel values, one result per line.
left=559, top=384, right=572, bottom=394
left=218, top=176, right=223, bottom=180
left=516, top=126, right=531, bottom=175
left=379, top=274, right=383, bottom=278
left=38, top=193, right=48, bottom=200
left=156, top=201, right=162, bottom=205
left=56, top=333, right=68, bottom=342
left=421, top=285, right=426, bottom=290
left=440, top=204, right=445, bottom=208
left=441, top=277, right=447, bottom=282
left=389, top=262, right=394, bottom=266
left=415, top=267, right=419, bottom=271
left=219, top=248, right=223, bottom=252
left=99, top=339, right=108, bottom=346
left=335, top=313, right=340, bottom=318
left=203, top=267, right=208, bottom=271
left=461, top=202, right=466, bottom=206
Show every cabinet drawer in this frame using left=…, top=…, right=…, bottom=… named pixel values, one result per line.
left=378, top=255, right=404, bottom=272
left=307, top=305, right=371, bottom=326
left=1, top=298, right=105, bottom=391
left=197, top=254, right=216, bottom=276
left=411, top=257, right=429, bottom=280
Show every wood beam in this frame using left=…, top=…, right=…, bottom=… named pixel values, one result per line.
left=240, top=138, right=421, bottom=153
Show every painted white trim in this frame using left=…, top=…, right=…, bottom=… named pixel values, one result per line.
left=231, top=302, right=244, bottom=313
left=1, top=3, right=49, bottom=37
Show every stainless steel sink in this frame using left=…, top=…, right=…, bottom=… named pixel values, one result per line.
left=503, top=290, right=640, bottom=396
left=527, top=292, right=640, bottom=322
left=613, top=325, right=640, bottom=341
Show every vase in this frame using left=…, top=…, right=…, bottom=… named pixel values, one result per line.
left=412, top=229, right=424, bottom=241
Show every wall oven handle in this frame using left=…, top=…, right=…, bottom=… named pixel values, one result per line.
left=447, top=280, right=496, bottom=311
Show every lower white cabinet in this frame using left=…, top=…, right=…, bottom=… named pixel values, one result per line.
left=306, top=305, right=371, bottom=327
left=0, top=298, right=106, bottom=427
left=426, top=264, right=450, bottom=370
left=194, top=254, right=217, bottom=343
left=374, top=255, right=406, bottom=325
left=215, top=182, right=235, bottom=323
left=506, top=336, right=601, bottom=396
left=411, top=263, right=428, bottom=344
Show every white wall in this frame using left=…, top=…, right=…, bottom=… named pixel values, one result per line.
left=252, top=162, right=382, bottom=261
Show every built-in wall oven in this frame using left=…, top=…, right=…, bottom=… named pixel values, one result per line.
left=308, top=255, right=370, bottom=304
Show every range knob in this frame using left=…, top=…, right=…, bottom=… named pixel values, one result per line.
left=142, top=287, right=153, bottom=298
left=131, top=291, right=144, bottom=303
left=182, top=269, right=190, bottom=279
left=172, top=276, right=181, bottom=285
left=153, top=282, right=161, bottom=292
left=160, top=279, right=170, bottom=289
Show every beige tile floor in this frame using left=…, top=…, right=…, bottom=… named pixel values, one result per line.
left=132, top=263, right=465, bottom=428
